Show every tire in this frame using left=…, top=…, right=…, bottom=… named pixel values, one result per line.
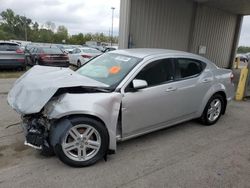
left=77, top=60, right=81, bottom=68
left=200, top=94, right=225, bottom=126
left=54, top=116, right=109, bottom=167
left=21, top=66, right=26, bottom=71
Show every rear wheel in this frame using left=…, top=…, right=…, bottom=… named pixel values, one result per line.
left=200, top=94, right=224, bottom=126
left=54, top=117, right=109, bottom=167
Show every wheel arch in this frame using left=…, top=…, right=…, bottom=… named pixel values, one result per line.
left=213, top=91, right=227, bottom=114
left=198, top=83, right=228, bottom=117
left=50, top=113, right=116, bottom=152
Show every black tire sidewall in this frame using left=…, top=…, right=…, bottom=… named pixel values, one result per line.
left=201, top=94, right=224, bottom=126
left=54, top=116, right=109, bottom=167
left=77, top=61, right=81, bottom=67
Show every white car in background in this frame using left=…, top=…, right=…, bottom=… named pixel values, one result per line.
left=69, top=47, right=102, bottom=67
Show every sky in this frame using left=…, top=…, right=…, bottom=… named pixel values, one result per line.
left=0, top=0, right=120, bottom=36
left=0, top=0, right=249, bottom=46
left=239, top=16, right=250, bottom=46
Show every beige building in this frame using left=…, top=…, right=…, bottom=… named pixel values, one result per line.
left=119, top=0, right=250, bottom=68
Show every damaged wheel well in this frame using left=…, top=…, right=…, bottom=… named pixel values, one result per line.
left=54, top=114, right=109, bottom=142
left=65, top=114, right=107, bottom=127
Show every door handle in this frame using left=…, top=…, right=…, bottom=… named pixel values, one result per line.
left=202, top=78, right=212, bottom=83
left=165, top=87, right=177, bottom=92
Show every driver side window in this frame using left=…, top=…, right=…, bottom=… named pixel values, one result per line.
left=135, top=58, right=174, bottom=87
left=125, top=58, right=174, bottom=92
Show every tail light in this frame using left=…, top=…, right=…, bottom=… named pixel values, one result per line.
left=230, top=73, right=234, bottom=83
left=40, top=53, right=49, bottom=60
left=17, top=59, right=25, bottom=62
left=81, top=55, right=92, bottom=59
left=16, top=49, right=24, bottom=54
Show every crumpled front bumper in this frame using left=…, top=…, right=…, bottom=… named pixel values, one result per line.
left=21, top=116, right=50, bottom=150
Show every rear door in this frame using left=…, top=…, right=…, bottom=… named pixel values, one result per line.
left=170, top=58, right=213, bottom=119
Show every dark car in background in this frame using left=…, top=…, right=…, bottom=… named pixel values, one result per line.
left=235, top=54, right=248, bottom=63
left=26, top=46, right=69, bottom=67
left=0, top=41, right=26, bottom=70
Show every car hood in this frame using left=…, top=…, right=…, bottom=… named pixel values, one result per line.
left=7, top=65, right=108, bottom=115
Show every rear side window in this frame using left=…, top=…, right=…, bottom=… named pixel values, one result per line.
left=0, top=43, right=19, bottom=51
left=135, top=58, right=174, bottom=87
left=175, top=58, right=205, bottom=79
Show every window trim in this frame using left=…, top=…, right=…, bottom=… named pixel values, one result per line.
left=173, top=58, right=207, bottom=82
left=124, top=58, right=175, bottom=92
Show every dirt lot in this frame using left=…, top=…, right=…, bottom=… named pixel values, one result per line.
left=0, top=78, right=250, bottom=188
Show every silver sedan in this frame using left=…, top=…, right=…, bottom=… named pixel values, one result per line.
left=8, top=49, right=235, bottom=167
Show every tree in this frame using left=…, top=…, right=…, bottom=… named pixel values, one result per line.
left=54, top=25, right=68, bottom=43
left=36, top=29, right=54, bottom=43
left=0, top=9, right=32, bottom=40
left=44, top=21, right=56, bottom=32
left=0, top=9, right=118, bottom=45
left=237, top=46, right=250, bottom=54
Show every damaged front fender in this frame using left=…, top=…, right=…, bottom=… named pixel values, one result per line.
left=45, top=93, right=123, bottom=150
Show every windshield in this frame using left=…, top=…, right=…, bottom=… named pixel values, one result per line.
left=42, top=47, right=63, bottom=54
left=0, top=43, right=19, bottom=51
left=77, top=53, right=142, bottom=88
left=81, top=48, right=100, bottom=53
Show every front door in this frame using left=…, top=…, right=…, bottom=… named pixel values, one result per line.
left=121, top=58, right=178, bottom=137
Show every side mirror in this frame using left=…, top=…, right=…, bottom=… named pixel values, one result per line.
left=132, top=79, right=148, bottom=90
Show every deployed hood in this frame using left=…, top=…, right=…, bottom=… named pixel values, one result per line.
left=7, top=65, right=108, bottom=115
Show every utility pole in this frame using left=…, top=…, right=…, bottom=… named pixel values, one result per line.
left=24, top=21, right=27, bottom=41
left=24, top=14, right=27, bottom=41
left=111, top=7, right=115, bottom=46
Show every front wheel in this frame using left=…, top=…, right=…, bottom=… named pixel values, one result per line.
left=200, top=94, right=225, bottom=126
left=54, top=117, right=109, bottom=167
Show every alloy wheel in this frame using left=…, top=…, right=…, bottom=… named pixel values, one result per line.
left=207, top=99, right=222, bottom=122
left=62, top=124, right=101, bottom=162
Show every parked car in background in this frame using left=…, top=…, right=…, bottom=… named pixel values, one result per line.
left=68, top=47, right=102, bottom=67
left=235, top=54, right=248, bottom=63
left=63, top=46, right=75, bottom=54
left=26, top=46, right=69, bottom=67
left=0, top=41, right=26, bottom=70
left=102, top=46, right=118, bottom=53
left=245, top=53, right=250, bottom=61
left=8, top=48, right=235, bottom=167
left=57, top=45, right=82, bottom=54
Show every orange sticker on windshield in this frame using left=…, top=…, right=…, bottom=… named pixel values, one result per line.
left=109, top=66, right=121, bottom=74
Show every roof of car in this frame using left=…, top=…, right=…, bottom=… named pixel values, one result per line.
left=79, top=47, right=100, bottom=50
left=0, top=41, right=20, bottom=45
left=110, top=48, right=194, bottom=59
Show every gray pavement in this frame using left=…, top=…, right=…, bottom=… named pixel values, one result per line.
left=0, top=78, right=16, bottom=94
left=0, top=78, right=250, bottom=188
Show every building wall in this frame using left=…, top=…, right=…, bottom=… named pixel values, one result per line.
left=128, top=0, right=194, bottom=51
left=119, top=0, right=240, bottom=68
left=119, top=0, right=131, bottom=49
left=189, top=4, right=238, bottom=67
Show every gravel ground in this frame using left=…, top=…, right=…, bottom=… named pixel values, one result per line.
left=0, top=78, right=249, bottom=188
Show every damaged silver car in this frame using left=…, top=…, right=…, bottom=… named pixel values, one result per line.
left=8, top=48, right=235, bottom=167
